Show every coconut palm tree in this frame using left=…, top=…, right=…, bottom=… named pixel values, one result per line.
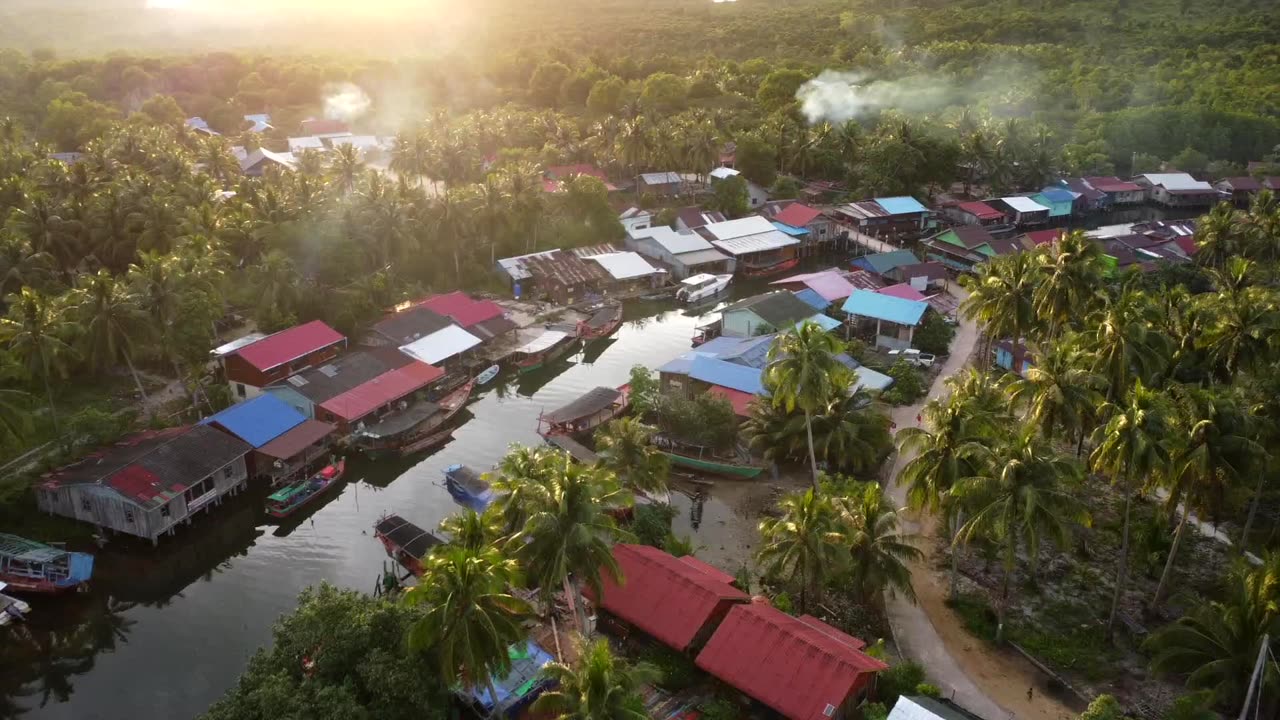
left=1198, top=270, right=1278, bottom=379
left=744, top=384, right=890, bottom=475
left=403, top=546, right=532, bottom=706
left=594, top=418, right=670, bottom=495
left=438, top=509, right=502, bottom=553
left=1033, top=230, right=1106, bottom=338
left=71, top=269, right=151, bottom=405
left=1193, top=202, right=1242, bottom=269
left=196, top=136, right=239, bottom=185
left=1006, top=339, right=1103, bottom=444
left=764, top=321, right=852, bottom=490
left=0, top=233, right=55, bottom=297
left=1087, top=277, right=1166, bottom=403
left=508, top=452, right=629, bottom=632
left=330, top=143, right=365, bottom=195
left=756, top=487, right=847, bottom=612
left=960, top=251, right=1041, bottom=363
left=0, top=353, right=31, bottom=449
left=838, top=482, right=921, bottom=603
left=1090, top=381, right=1175, bottom=638
left=532, top=639, right=659, bottom=720
left=953, top=432, right=1087, bottom=642
left=1146, top=554, right=1280, bottom=711
left=0, top=287, right=77, bottom=442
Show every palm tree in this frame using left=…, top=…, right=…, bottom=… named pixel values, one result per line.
left=1006, top=339, right=1103, bottom=444
left=1198, top=265, right=1277, bottom=379
left=508, top=452, right=629, bottom=632
left=0, top=287, right=77, bottom=442
left=1192, top=202, right=1242, bottom=269
left=438, top=509, right=502, bottom=553
left=1090, top=381, right=1175, bottom=638
left=756, top=488, right=847, bottom=612
left=764, top=321, right=852, bottom=490
left=71, top=269, right=151, bottom=405
left=744, top=386, right=890, bottom=475
left=1033, top=230, right=1106, bottom=338
left=838, top=482, right=921, bottom=603
left=953, top=432, right=1086, bottom=642
left=1146, top=555, right=1280, bottom=711
left=330, top=143, right=365, bottom=195
left=1088, top=277, right=1166, bottom=403
left=403, top=546, right=532, bottom=706
left=0, top=232, right=55, bottom=297
left=960, top=251, right=1040, bottom=364
left=532, top=639, right=659, bottom=720
left=594, top=418, right=670, bottom=495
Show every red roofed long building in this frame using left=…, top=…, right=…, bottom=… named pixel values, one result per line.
left=219, top=320, right=347, bottom=401
left=588, top=544, right=749, bottom=651
left=696, top=602, right=887, bottom=720
left=318, top=361, right=445, bottom=432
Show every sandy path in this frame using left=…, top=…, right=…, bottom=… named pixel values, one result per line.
left=882, top=288, right=1076, bottom=720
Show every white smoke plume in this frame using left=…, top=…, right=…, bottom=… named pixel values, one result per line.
left=323, top=82, right=373, bottom=122
left=795, top=70, right=960, bottom=125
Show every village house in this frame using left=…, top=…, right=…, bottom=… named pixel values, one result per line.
left=496, top=249, right=609, bottom=303
left=829, top=196, right=931, bottom=241
left=888, top=696, right=989, bottom=720
left=215, top=320, right=347, bottom=402
left=1021, top=229, right=1064, bottom=248
left=543, top=164, right=616, bottom=193
left=398, top=324, right=484, bottom=371
left=698, top=216, right=800, bottom=276
left=580, top=251, right=666, bottom=294
left=944, top=200, right=1008, bottom=228
left=618, top=207, right=652, bottom=234
left=708, top=167, right=770, bottom=208
left=675, top=206, right=728, bottom=232
left=992, top=196, right=1051, bottom=226
left=363, top=305, right=454, bottom=348
left=1135, top=173, right=1222, bottom=207
left=243, top=113, right=272, bottom=133
left=886, top=261, right=950, bottom=293
left=413, top=291, right=517, bottom=343
left=1265, top=177, right=1280, bottom=191
left=994, top=339, right=1034, bottom=377
left=316, top=360, right=445, bottom=437
left=842, top=289, right=930, bottom=350
left=240, top=148, right=296, bottom=177
left=1215, top=176, right=1263, bottom=206
left=851, top=249, right=921, bottom=280
left=201, top=394, right=335, bottom=485
left=1027, top=187, right=1077, bottom=222
left=763, top=201, right=835, bottom=257
left=719, top=291, right=840, bottom=338
left=639, top=171, right=683, bottom=197
left=264, top=347, right=414, bottom=419
left=920, top=226, right=1023, bottom=271
left=626, top=226, right=735, bottom=279
left=37, top=426, right=253, bottom=545
left=1082, top=176, right=1146, bottom=204
left=769, top=269, right=858, bottom=305
left=1062, top=178, right=1109, bottom=212
left=185, top=117, right=219, bottom=136
left=287, top=136, right=326, bottom=154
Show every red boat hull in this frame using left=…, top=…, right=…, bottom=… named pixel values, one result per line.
left=0, top=575, right=83, bottom=594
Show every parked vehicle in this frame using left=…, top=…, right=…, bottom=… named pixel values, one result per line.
left=887, top=348, right=936, bottom=367
left=675, top=273, right=733, bottom=305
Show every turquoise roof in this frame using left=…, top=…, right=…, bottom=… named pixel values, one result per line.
left=1030, top=192, right=1073, bottom=218
left=689, top=356, right=765, bottom=395
left=874, top=196, right=928, bottom=215
left=841, top=289, right=929, bottom=326
left=770, top=221, right=810, bottom=237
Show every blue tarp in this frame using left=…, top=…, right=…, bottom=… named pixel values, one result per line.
left=873, top=196, right=928, bottom=215
left=771, top=221, right=810, bottom=237
left=792, top=288, right=828, bottom=311
left=842, top=289, right=929, bottom=326
left=200, top=394, right=306, bottom=448
left=689, top=355, right=765, bottom=395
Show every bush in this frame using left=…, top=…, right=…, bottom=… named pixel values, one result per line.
left=881, top=361, right=927, bottom=406
left=772, top=592, right=794, bottom=614
left=700, top=697, right=739, bottom=720
left=876, top=661, right=927, bottom=706
left=639, top=644, right=699, bottom=691
left=632, top=503, right=677, bottom=548
left=913, top=313, right=955, bottom=356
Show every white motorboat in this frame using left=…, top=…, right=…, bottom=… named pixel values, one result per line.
left=675, top=273, right=733, bottom=305
left=0, top=582, right=31, bottom=626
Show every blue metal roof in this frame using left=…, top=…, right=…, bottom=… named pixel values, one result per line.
left=801, top=313, right=843, bottom=332
left=792, top=288, right=828, bottom=311
left=1038, top=187, right=1076, bottom=203
left=873, top=196, right=928, bottom=215
left=771, top=221, right=810, bottom=237
left=201, top=394, right=306, bottom=448
left=851, top=250, right=920, bottom=275
left=841, top=289, right=929, bottom=326
left=467, top=641, right=555, bottom=713
left=690, top=355, right=765, bottom=395
left=657, top=335, right=775, bottom=375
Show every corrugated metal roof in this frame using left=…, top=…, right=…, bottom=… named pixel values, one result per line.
left=842, top=289, right=929, bottom=326
left=773, top=203, right=823, bottom=227
left=712, top=230, right=799, bottom=256
left=873, top=196, right=928, bottom=215
left=696, top=603, right=887, bottom=720
left=641, top=171, right=682, bottom=185
left=416, top=291, right=505, bottom=328
left=888, top=696, right=987, bottom=720
left=999, top=196, right=1051, bottom=213
left=329, top=135, right=380, bottom=150
left=689, top=355, right=764, bottom=395
left=256, top=419, right=335, bottom=460
left=675, top=207, right=727, bottom=230
left=771, top=221, right=809, bottom=237
left=514, top=330, right=571, bottom=355
left=703, top=216, right=777, bottom=241
left=674, top=248, right=732, bottom=266
left=804, top=314, right=843, bottom=332
left=235, top=320, right=345, bottom=372
left=851, top=250, right=920, bottom=275
left=1139, top=173, right=1214, bottom=191
left=709, top=167, right=740, bottom=180
left=843, top=360, right=894, bottom=392
left=772, top=270, right=857, bottom=302
left=632, top=225, right=715, bottom=254
left=792, top=288, right=828, bottom=311
left=497, top=250, right=557, bottom=280
left=211, top=332, right=266, bottom=358
left=955, top=200, right=1005, bottom=219
left=587, top=252, right=662, bottom=280
left=877, top=283, right=928, bottom=301
left=287, top=136, right=324, bottom=153
left=399, top=325, right=483, bottom=365
left=202, top=394, right=306, bottom=448
left=320, top=362, right=445, bottom=422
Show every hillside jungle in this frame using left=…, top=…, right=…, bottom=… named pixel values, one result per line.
left=1, top=0, right=1280, bottom=717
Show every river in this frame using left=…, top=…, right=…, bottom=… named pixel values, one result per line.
left=1, top=290, right=766, bottom=720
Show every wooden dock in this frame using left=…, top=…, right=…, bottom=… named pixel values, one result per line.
left=545, top=435, right=598, bottom=464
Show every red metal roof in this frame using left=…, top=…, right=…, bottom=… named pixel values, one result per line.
left=588, top=544, right=748, bottom=651
left=319, top=362, right=444, bottom=422
left=956, top=201, right=1005, bottom=220
left=773, top=203, right=823, bottom=228
left=696, top=603, right=887, bottom=720
left=256, top=419, right=336, bottom=460
left=707, top=385, right=756, bottom=417
left=795, top=615, right=867, bottom=650
left=417, top=291, right=505, bottom=328
left=1085, top=176, right=1143, bottom=193
left=680, top=556, right=737, bottom=585
left=235, top=320, right=345, bottom=372
left=1174, top=235, right=1198, bottom=255
left=876, top=283, right=928, bottom=301
left=107, top=464, right=165, bottom=500
left=1023, top=229, right=1064, bottom=246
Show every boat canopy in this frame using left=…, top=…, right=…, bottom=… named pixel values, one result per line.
left=268, top=482, right=312, bottom=503
left=584, top=305, right=621, bottom=330
left=543, top=387, right=623, bottom=424
left=375, top=514, right=443, bottom=558
left=513, top=330, right=570, bottom=355
left=0, top=534, right=68, bottom=563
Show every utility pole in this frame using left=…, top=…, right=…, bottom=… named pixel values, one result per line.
left=1239, top=633, right=1269, bottom=720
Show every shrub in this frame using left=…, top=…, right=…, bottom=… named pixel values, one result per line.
left=639, top=644, right=699, bottom=691
left=913, top=313, right=955, bottom=356
left=632, top=503, right=677, bottom=548
left=876, top=661, right=927, bottom=706
left=772, top=591, right=794, bottom=614
left=881, top=361, right=927, bottom=405
left=700, top=697, right=739, bottom=720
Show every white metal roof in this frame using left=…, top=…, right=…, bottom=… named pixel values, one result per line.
left=230, top=145, right=248, bottom=161
left=497, top=249, right=559, bottom=280
left=514, top=330, right=570, bottom=355
left=1000, top=196, right=1051, bottom=213
left=675, top=248, right=732, bottom=266
left=703, top=216, right=777, bottom=241
left=1139, top=173, right=1214, bottom=191
left=631, top=226, right=714, bottom=254
left=288, top=136, right=325, bottom=153
left=211, top=332, right=266, bottom=358
left=711, top=230, right=799, bottom=256
left=398, top=325, right=482, bottom=365
left=330, top=135, right=380, bottom=150
left=709, top=167, right=740, bottom=180
left=641, top=171, right=682, bottom=185
left=587, top=252, right=663, bottom=280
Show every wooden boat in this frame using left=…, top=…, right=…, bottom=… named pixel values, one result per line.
left=742, top=257, right=800, bottom=278
left=538, top=386, right=628, bottom=438
left=399, top=428, right=454, bottom=457
left=691, top=319, right=722, bottom=347
left=0, top=584, right=31, bottom=626
left=373, top=514, right=444, bottom=578
left=355, top=378, right=476, bottom=458
left=265, top=459, right=345, bottom=519
left=0, top=533, right=94, bottom=594
left=577, top=303, right=623, bottom=340
left=511, top=330, right=578, bottom=374
left=653, top=437, right=764, bottom=478
left=444, top=464, right=495, bottom=512
left=475, top=364, right=500, bottom=385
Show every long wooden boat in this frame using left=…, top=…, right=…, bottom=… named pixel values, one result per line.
left=511, top=330, right=578, bottom=374
left=0, top=533, right=94, bottom=594
left=444, top=464, right=496, bottom=512
left=537, top=386, right=628, bottom=438
left=266, top=459, right=346, bottom=519
left=660, top=451, right=765, bottom=478
left=399, top=428, right=454, bottom=457
left=741, top=257, right=800, bottom=278
left=373, top=514, right=444, bottom=578
left=355, top=378, right=476, bottom=458
left=577, top=303, right=623, bottom=340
